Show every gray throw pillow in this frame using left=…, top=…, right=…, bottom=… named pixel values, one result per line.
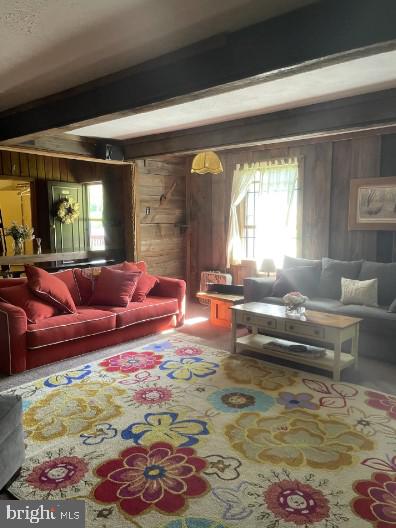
left=388, top=298, right=396, bottom=313
left=319, top=258, right=363, bottom=300
left=359, top=261, right=396, bottom=307
left=272, top=266, right=320, bottom=298
left=283, top=255, right=321, bottom=270
left=340, top=277, right=378, bottom=307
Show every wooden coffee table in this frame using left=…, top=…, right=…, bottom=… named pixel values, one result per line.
left=197, top=291, right=244, bottom=328
left=231, top=302, right=361, bottom=380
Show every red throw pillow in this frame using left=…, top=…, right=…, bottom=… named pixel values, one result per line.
left=132, top=273, right=159, bottom=302
left=53, top=269, right=82, bottom=305
left=0, top=284, right=57, bottom=323
left=25, top=265, right=77, bottom=314
left=113, top=260, right=147, bottom=273
left=89, top=267, right=142, bottom=307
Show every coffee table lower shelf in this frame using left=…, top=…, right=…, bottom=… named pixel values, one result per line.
left=236, top=334, right=356, bottom=373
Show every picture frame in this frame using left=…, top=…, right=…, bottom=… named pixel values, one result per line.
left=348, top=177, right=396, bottom=231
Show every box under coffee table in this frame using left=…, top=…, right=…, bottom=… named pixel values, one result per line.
left=231, top=302, right=361, bottom=381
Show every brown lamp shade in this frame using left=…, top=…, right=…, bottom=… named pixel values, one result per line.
left=260, top=258, right=276, bottom=274
left=191, top=151, right=223, bottom=174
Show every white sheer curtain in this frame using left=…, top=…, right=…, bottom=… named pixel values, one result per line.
left=226, top=159, right=299, bottom=269
left=226, top=164, right=256, bottom=267
left=255, top=160, right=298, bottom=269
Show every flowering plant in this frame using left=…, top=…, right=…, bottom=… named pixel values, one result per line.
left=283, top=291, right=307, bottom=309
left=5, top=221, right=34, bottom=241
left=55, top=197, right=80, bottom=224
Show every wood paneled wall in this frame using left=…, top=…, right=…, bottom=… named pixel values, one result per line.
left=0, top=150, right=127, bottom=255
left=136, top=158, right=186, bottom=278
left=186, top=132, right=396, bottom=295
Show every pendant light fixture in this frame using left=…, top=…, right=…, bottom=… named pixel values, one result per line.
left=191, top=151, right=223, bottom=174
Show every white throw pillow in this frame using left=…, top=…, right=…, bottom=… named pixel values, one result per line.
left=340, top=277, right=378, bottom=307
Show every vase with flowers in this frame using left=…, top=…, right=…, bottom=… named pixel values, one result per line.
left=5, top=222, right=35, bottom=255
left=282, top=291, right=307, bottom=315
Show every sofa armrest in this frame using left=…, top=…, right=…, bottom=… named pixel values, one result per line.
left=244, top=276, right=276, bottom=303
left=151, top=277, right=186, bottom=326
left=0, top=302, right=28, bottom=375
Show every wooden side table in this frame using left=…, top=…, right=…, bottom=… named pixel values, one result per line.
left=196, top=291, right=244, bottom=328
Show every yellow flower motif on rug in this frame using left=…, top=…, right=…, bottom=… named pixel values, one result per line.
left=225, top=409, right=374, bottom=470
left=24, top=381, right=125, bottom=442
left=223, top=357, right=298, bottom=391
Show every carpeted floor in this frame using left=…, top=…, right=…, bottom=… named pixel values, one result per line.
left=2, top=325, right=396, bottom=527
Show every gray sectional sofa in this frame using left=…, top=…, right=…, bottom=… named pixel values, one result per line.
left=244, top=257, right=396, bottom=363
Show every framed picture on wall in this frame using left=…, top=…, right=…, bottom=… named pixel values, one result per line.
left=349, top=177, right=396, bottom=230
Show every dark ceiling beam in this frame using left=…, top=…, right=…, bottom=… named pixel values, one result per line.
left=1, top=0, right=396, bottom=141
left=122, top=88, right=396, bottom=158
left=1, top=135, right=128, bottom=165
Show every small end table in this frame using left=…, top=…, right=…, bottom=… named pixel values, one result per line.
left=196, top=291, right=244, bottom=328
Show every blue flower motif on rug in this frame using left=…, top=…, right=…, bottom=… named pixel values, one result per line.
left=121, top=411, right=209, bottom=447
left=159, top=357, right=219, bottom=380
left=142, top=340, right=174, bottom=352
left=43, top=365, right=92, bottom=388
left=208, top=387, right=274, bottom=413
left=80, top=423, right=117, bottom=445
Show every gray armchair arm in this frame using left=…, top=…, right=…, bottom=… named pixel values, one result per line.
left=244, top=277, right=276, bottom=302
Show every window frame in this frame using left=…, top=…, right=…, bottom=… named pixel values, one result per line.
left=85, top=182, right=106, bottom=252
left=238, top=157, right=304, bottom=262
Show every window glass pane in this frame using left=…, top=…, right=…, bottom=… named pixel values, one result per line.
left=87, top=184, right=105, bottom=251
left=239, top=163, right=299, bottom=268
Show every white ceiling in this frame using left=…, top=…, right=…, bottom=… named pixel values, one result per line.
left=68, top=49, right=396, bottom=140
left=0, top=0, right=315, bottom=111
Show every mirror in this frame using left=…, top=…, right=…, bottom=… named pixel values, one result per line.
left=0, top=178, right=34, bottom=255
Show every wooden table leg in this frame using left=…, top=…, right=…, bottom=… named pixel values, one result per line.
left=351, top=323, right=359, bottom=369
left=231, top=309, right=237, bottom=354
left=333, top=335, right=341, bottom=381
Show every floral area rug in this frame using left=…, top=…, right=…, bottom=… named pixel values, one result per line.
left=3, top=333, right=396, bottom=528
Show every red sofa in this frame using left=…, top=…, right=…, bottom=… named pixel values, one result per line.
left=0, top=273, right=186, bottom=375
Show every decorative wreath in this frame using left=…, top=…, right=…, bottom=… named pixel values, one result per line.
left=55, top=197, right=80, bottom=224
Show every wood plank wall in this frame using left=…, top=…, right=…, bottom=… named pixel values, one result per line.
left=186, top=132, right=396, bottom=295
left=0, top=150, right=126, bottom=254
left=136, top=158, right=186, bottom=278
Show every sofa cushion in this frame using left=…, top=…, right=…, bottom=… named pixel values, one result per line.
left=52, top=269, right=82, bottom=306
left=132, top=273, right=159, bottom=302
left=25, top=265, right=77, bottom=314
left=318, top=258, right=363, bottom=299
left=0, top=284, right=57, bottom=323
left=272, top=266, right=320, bottom=298
left=283, top=256, right=321, bottom=269
left=92, top=296, right=179, bottom=329
left=336, top=304, right=396, bottom=336
left=26, top=307, right=116, bottom=349
left=89, top=267, right=142, bottom=307
left=340, top=277, right=378, bottom=307
left=359, top=261, right=396, bottom=307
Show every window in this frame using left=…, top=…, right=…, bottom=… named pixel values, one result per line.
left=240, top=160, right=300, bottom=268
left=87, top=184, right=105, bottom=251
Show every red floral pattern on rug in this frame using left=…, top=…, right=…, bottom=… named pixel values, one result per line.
left=133, top=387, right=173, bottom=406
left=93, top=442, right=208, bottom=516
left=365, top=391, right=396, bottom=420
left=264, top=479, right=330, bottom=525
left=175, top=346, right=203, bottom=357
left=99, top=351, right=163, bottom=374
left=352, top=472, right=396, bottom=527
left=26, top=456, right=88, bottom=491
